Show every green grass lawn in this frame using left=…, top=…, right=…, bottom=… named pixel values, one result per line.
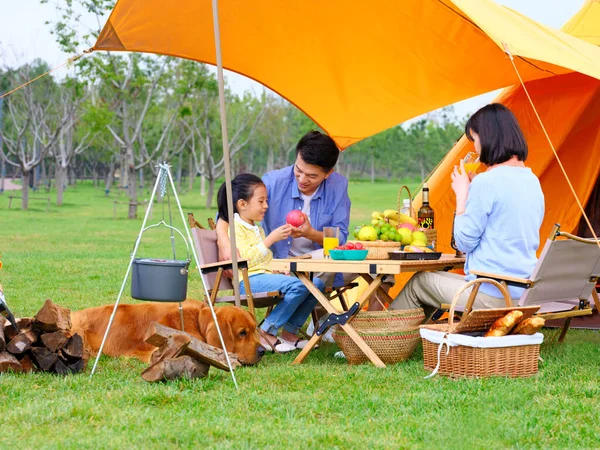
left=1, top=180, right=599, bottom=449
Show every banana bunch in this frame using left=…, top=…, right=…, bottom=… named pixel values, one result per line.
left=371, top=210, right=398, bottom=227
left=371, top=209, right=416, bottom=227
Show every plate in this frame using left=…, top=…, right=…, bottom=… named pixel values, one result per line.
left=329, top=249, right=369, bottom=261
left=388, top=251, right=442, bottom=260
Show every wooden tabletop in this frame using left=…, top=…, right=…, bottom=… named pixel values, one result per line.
left=271, top=254, right=465, bottom=275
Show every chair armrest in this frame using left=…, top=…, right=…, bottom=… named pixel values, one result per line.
left=469, top=270, right=533, bottom=289
left=200, top=259, right=249, bottom=274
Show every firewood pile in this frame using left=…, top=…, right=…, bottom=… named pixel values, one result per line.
left=0, top=299, right=86, bottom=375
left=141, top=322, right=240, bottom=382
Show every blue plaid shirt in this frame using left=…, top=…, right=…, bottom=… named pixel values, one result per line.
left=262, top=165, right=351, bottom=260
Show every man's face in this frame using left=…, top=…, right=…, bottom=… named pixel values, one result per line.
left=293, top=155, right=332, bottom=196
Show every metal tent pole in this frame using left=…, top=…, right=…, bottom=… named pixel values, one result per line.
left=211, top=0, right=241, bottom=307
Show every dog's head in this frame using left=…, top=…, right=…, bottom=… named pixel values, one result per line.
left=199, top=305, right=264, bottom=365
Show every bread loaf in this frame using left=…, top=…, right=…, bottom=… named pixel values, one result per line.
left=511, top=317, right=545, bottom=335
left=484, top=310, right=524, bottom=337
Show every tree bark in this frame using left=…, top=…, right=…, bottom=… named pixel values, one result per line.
left=205, top=177, right=215, bottom=209
left=55, top=165, right=68, bottom=206
left=21, top=171, right=30, bottom=210
left=104, top=162, right=115, bottom=195
left=188, top=153, right=194, bottom=191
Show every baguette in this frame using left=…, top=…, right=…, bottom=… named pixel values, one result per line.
left=484, top=310, right=523, bottom=337
left=511, top=317, right=545, bottom=335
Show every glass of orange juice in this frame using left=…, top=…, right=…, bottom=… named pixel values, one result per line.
left=463, top=152, right=480, bottom=175
left=323, top=226, right=340, bottom=258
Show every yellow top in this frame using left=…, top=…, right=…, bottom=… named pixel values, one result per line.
left=230, top=214, right=273, bottom=279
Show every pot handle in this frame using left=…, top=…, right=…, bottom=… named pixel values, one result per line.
left=134, top=220, right=191, bottom=263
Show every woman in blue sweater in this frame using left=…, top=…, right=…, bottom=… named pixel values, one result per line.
left=391, top=104, right=544, bottom=315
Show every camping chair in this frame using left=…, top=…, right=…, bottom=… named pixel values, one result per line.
left=188, top=213, right=282, bottom=317
left=438, top=224, right=600, bottom=342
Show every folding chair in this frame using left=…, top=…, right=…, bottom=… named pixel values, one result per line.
left=438, top=224, right=600, bottom=343
left=188, top=213, right=282, bottom=317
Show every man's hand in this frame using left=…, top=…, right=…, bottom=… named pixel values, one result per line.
left=290, top=213, right=313, bottom=238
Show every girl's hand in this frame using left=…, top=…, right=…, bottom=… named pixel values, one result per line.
left=270, top=224, right=292, bottom=242
left=451, top=160, right=470, bottom=214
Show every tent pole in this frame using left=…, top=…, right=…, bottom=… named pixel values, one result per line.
left=212, top=0, right=241, bottom=306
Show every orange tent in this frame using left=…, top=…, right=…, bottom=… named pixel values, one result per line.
left=421, top=0, right=600, bottom=257
left=93, top=0, right=600, bottom=150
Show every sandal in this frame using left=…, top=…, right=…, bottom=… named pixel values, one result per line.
left=258, top=329, right=281, bottom=353
left=277, top=338, right=319, bottom=351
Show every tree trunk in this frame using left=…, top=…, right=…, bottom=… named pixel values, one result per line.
left=104, top=162, right=115, bottom=196
left=188, top=153, right=194, bottom=191
left=370, top=152, right=375, bottom=184
left=55, top=165, right=68, bottom=206
left=205, top=177, right=215, bottom=209
left=139, top=169, right=144, bottom=192
left=1, top=158, right=5, bottom=193
left=267, top=147, right=274, bottom=173
left=177, top=152, right=183, bottom=189
left=21, top=171, right=30, bottom=210
left=200, top=152, right=206, bottom=197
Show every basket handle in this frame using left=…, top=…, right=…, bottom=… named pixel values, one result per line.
left=397, top=185, right=413, bottom=221
left=134, top=220, right=191, bottom=262
left=448, top=278, right=511, bottom=328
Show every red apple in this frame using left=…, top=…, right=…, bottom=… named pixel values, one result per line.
left=286, top=210, right=305, bottom=228
left=354, top=243, right=364, bottom=250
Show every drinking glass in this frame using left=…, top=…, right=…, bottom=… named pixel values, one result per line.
left=323, top=226, right=340, bottom=258
left=462, top=152, right=480, bottom=175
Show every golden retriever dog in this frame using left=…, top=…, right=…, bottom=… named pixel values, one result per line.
left=71, top=300, right=265, bottom=365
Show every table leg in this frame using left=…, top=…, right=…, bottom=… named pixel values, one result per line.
left=293, top=272, right=386, bottom=368
left=361, top=273, right=394, bottom=306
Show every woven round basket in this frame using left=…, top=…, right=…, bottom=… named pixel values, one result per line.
left=350, top=308, right=425, bottom=330
left=333, top=326, right=421, bottom=365
left=347, top=240, right=400, bottom=259
left=332, top=307, right=425, bottom=364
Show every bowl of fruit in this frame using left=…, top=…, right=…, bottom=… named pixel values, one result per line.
left=329, top=243, right=369, bottom=261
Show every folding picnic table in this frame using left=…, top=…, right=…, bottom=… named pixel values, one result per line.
left=270, top=255, right=466, bottom=368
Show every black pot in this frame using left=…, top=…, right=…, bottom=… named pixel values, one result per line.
left=131, top=258, right=189, bottom=302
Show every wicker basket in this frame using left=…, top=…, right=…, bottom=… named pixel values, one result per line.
left=347, top=240, right=400, bottom=259
left=332, top=308, right=424, bottom=364
left=420, top=279, right=543, bottom=378
left=397, top=184, right=437, bottom=250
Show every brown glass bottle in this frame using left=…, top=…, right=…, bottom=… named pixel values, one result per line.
left=417, top=183, right=435, bottom=229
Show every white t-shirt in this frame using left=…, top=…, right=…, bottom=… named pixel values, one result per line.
left=288, top=192, right=316, bottom=257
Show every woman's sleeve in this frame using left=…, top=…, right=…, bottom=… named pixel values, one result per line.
left=453, top=178, right=494, bottom=253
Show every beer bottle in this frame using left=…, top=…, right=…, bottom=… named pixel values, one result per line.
left=417, top=183, right=435, bottom=229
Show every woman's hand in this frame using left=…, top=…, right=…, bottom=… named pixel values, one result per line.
left=451, top=160, right=470, bottom=215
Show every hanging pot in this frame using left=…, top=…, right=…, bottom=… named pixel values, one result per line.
left=130, top=222, right=190, bottom=302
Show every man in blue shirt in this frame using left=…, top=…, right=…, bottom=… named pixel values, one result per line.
left=216, top=130, right=351, bottom=286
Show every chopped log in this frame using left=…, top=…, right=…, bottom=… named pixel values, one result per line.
left=18, top=354, right=36, bottom=373
left=68, top=359, right=86, bottom=374
left=4, top=318, right=33, bottom=341
left=142, top=356, right=209, bottom=382
left=53, top=358, right=70, bottom=376
left=41, top=330, right=70, bottom=352
left=0, top=316, right=5, bottom=352
left=6, top=328, right=39, bottom=354
left=0, top=351, right=22, bottom=373
left=33, top=299, right=72, bottom=332
left=31, top=347, right=59, bottom=371
left=149, top=334, right=191, bottom=365
left=61, top=334, right=84, bottom=361
left=144, top=322, right=240, bottom=371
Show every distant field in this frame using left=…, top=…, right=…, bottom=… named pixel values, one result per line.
left=1, top=180, right=599, bottom=449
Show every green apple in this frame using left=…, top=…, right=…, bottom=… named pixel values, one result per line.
left=396, top=228, right=413, bottom=245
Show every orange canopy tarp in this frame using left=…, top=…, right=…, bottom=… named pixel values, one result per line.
left=93, top=0, right=600, bottom=149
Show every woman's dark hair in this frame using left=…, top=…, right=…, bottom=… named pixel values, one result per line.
left=295, top=130, right=340, bottom=172
left=465, top=103, right=528, bottom=165
left=217, top=173, right=264, bottom=222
